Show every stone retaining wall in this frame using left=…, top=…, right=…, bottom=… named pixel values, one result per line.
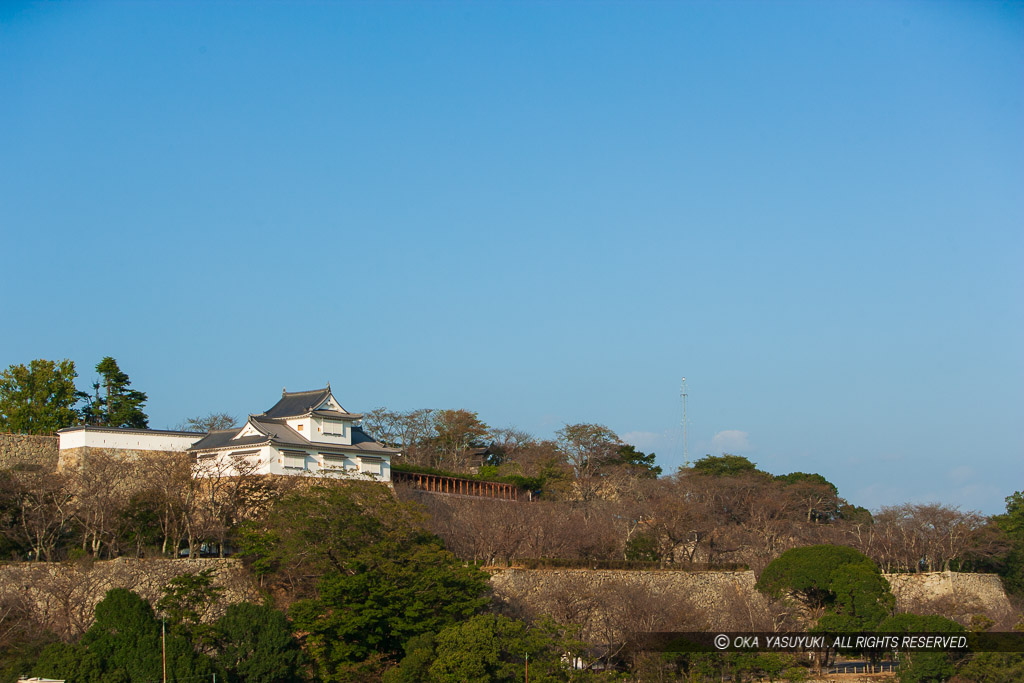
left=490, top=568, right=769, bottom=634
left=885, top=570, right=1015, bottom=622
left=0, top=559, right=1012, bottom=645
left=56, top=446, right=185, bottom=472
left=0, top=433, right=59, bottom=471
left=490, top=568, right=1016, bottom=633
left=0, top=558, right=256, bottom=641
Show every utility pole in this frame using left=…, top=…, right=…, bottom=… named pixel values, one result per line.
left=162, top=617, right=167, bottom=683
left=681, top=377, right=689, bottom=468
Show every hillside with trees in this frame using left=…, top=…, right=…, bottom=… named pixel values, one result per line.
left=0, top=361, right=1022, bottom=681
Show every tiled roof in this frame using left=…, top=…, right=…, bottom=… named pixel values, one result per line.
left=57, top=425, right=205, bottom=436
left=189, top=430, right=268, bottom=451
left=261, top=387, right=334, bottom=418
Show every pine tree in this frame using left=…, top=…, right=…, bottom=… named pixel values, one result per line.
left=80, top=357, right=149, bottom=428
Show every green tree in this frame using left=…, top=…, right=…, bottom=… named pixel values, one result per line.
left=756, top=545, right=893, bottom=616
left=877, top=613, right=965, bottom=683
left=0, top=359, right=79, bottom=434
left=994, top=491, right=1024, bottom=596
left=430, top=614, right=569, bottom=682
left=385, top=615, right=572, bottom=683
left=213, top=602, right=304, bottom=683
left=956, top=652, right=1024, bottom=683
left=774, top=472, right=837, bottom=494
left=823, top=562, right=894, bottom=628
left=625, top=532, right=661, bottom=562
left=156, top=569, right=224, bottom=644
left=31, top=588, right=213, bottom=682
left=238, top=482, right=491, bottom=679
left=615, top=444, right=662, bottom=478
left=80, top=357, right=148, bottom=428
left=384, top=633, right=438, bottom=683
left=838, top=503, right=874, bottom=525
left=690, top=453, right=760, bottom=477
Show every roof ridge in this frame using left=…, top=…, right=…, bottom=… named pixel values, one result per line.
left=281, top=387, right=329, bottom=397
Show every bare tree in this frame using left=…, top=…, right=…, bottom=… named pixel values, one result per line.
left=556, top=423, right=621, bottom=505
left=361, top=407, right=436, bottom=466
left=868, top=503, right=994, bottom=572
left=67, top=452, right=134, bottom=558
left=12, top=470, right=75, bottom=561
left=177, top=412, right=237, bottom=432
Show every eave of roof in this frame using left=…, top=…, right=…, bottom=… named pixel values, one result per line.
left=57, top=425, right=206, bottom=437
left=312, top=409, right=364, bottom=420
left=189, top=430, right=270, bottom=451
left=190, top=439, right=398, bottom=456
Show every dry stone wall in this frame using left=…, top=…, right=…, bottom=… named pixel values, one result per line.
left=56, top=446, right=184, bottom=472
left=0, top=433, right=59, bottom=471
left=490, top=568, right=1016, bottom=633
left=0, top=558, right=256, bottom=641
left=0, top=556, right=1013, bottom=645
left=490, top=568, right=769, bottom=634
left=885, top=570, right=1015, bottom=623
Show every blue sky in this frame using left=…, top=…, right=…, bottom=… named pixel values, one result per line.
left=1, top=1, right=1021, bottom=514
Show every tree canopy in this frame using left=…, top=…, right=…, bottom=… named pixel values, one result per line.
left=79, top=357, right=148, bottom=428
left=0, top=359, right=80, bottom=434
left=615, top=444, right=662, bottom=478
left=238, top=482, right=491, bottom=678
left=386, top=614, right=573, bottom=683
left=756, top=545, right=893, bottom=620
left=213, top=602, right=304, bottom=683
left=877, top=613, right=965, bottom=683
left=32, top=588, right=213, bottom=682
left=690, top=454, right=760, bottom=477
left=994, top=490, right=1024, bottom=596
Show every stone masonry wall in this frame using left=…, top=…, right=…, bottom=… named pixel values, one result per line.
left=0, top=558, right=257, bottom=641
left=0, top=558, right=1013, bottom=645
left=490, top=568, right=768, bottom=634
left=490, top=568, right=1016, bottom=633
left=0, top=433, right=59, bottom=471
left=56, top=446, right=185, bottom=472
left=886, top=570, right=1015, bottom=623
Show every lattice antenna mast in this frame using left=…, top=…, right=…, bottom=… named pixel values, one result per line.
left=681, top=377, right=689, bottom=468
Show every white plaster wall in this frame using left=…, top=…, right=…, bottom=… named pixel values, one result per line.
left=310, top=416, right=354, bottom=446
left=195, top=447, right=272, bottom=477
left=194, top=446, right=390, bottom=481
left=60, top=429, right=202, bottom=452
left=285, top=417, right=313, bottom=439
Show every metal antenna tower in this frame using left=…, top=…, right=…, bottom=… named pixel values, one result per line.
left=681, top=377, right=689, bottom=468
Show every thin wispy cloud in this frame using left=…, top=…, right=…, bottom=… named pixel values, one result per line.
left=711, top=429, right=750, bottom=454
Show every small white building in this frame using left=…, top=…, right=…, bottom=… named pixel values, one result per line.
left=189, top=386, right=397, bottom=481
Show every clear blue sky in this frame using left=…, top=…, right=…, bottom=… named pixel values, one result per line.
left=2, top=1, right=1021, bottom=514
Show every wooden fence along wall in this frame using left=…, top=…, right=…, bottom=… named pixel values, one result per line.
left=392, top=470, right=521, bottom=501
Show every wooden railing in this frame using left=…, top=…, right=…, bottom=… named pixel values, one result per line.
left=392, top=470, right=522, bottom=501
